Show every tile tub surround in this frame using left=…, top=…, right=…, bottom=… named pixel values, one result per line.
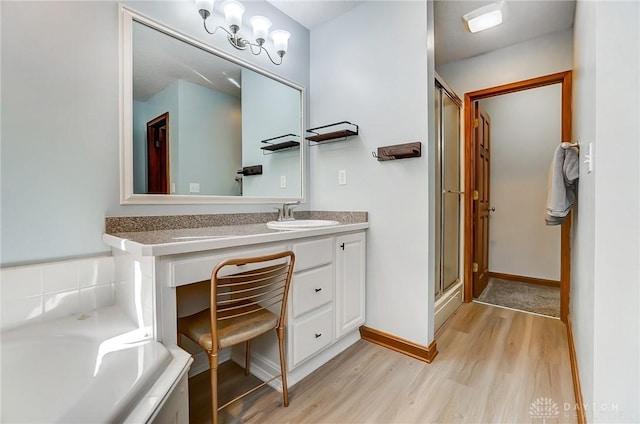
left=105, top=211, right=368, bottom=234
left=0, top=256, right=116, bottom=331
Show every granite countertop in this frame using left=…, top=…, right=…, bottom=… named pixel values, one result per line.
left=103, top=212, right=368, bottom=257
left=110, top=223, right=279, bottom=245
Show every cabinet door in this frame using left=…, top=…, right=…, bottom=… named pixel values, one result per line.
left=335, top=232, right=366, bottom=339
left=149, top=373, right=189, bottom=424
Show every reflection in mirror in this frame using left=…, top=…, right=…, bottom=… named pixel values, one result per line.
left=122, top=8, right=304, bottom=204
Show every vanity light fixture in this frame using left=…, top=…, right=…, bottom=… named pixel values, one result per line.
left=195, top=0, right=291, bottom=65
left=462, top=0, right=508, bottom=33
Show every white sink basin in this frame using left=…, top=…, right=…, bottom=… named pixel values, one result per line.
left=266, top=220, right=340, bottom=230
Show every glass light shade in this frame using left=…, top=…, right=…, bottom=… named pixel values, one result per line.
left=195, top=0, right=214, bottom=18
left=223, top=0, right=245, bottom=30
left=462, top=0, right=507, bottom=33
left=465, top=10, right=503, bottom=33
left=271, top=30, right=291, bottom=55
left=250, top=16, right=272, bottom=44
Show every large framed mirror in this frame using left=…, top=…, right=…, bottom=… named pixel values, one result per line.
left=120, top=6, right=305, bottom=204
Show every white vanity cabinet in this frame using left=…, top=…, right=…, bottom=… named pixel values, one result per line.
left=288, top=233, right=366, bottom=369
left=106, top=224, right=367, bottom=389
left=174, top=232, right=366, bottom=386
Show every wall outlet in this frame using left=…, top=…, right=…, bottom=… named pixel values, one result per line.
left=189, top=182, right=200, bottom=193
left=171, top=183, right=176, bottom=193
left=280, top=175, right=286, bottom=189
left=338, top=170, right=347, bottom=185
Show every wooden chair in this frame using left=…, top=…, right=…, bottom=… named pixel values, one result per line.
left=177, top=251, right=295, bottom=424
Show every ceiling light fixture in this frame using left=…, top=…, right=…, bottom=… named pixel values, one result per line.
left=462, top=0, right=508, bottom=34
left=195, top=0, right=291, bottom=65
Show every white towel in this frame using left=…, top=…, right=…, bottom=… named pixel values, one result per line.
left=545, top=143, right=579, bottom=225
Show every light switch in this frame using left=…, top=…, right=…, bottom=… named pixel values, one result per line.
left=338, top=170, right=347, bottom=185
left=189, top=182, right=200, bottom=193
left=585, top=142, right=593, bottom=174
left=280, top=175, right=287, bottom=188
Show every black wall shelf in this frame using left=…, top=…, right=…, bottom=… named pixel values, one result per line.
left=260, top=134, right=300, bottom=155
left=306, top=121, right=359, bottom=145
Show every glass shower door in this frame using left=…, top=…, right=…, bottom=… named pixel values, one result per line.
left=434, top=81, right=461, bottom=299
left=441, top=92, right=461, bottom=293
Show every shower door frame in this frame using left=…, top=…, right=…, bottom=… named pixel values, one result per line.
left=462, top=70, right=573, bottom=324
left=435, top=75, right=463, bottom=301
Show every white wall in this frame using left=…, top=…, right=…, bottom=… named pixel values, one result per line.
left=436, top=29, right=574, bottom=97
left=572, top=1, right=640, bottom=422
left=481, top=85, right=561, bottom=281
left=134, top=79, right=242, bottom=196
left=0, top=0, right=310, bottom=266
left=133, top=81, right=182, bottom=193
left=436, top=28, right=572, bottom=288
left=571, top=1, right=596, bottom=417
left=309, top=1, right=435, bottom=344
left=178, top=80, right=242, bottom=196
left=241, top=68, right=302, bottom=198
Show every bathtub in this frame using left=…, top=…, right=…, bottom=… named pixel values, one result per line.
left=1, top=306, right=191, bottom=423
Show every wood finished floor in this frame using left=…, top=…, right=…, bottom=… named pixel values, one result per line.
left=188, top=302, right=576, bottom=424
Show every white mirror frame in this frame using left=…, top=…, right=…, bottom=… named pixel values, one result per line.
left=119, top=6, right=305, bottom=204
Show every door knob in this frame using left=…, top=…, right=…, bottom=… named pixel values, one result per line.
left=489, top=207, right=496, bottom=212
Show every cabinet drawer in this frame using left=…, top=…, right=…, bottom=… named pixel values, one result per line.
left=292, top=265, right=333, bottom=318
left=292, top=238, right=333, bottom=272
left=169, top=244, right=288, bottom=287
left=290, top=307, right=334, bottom=367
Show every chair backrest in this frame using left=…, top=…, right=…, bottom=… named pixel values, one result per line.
left=209, top=251, right=295, bottom=344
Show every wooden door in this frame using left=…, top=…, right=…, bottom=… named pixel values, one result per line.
left=473, top=104, right=491, bottom=297
left=146, top=112, right=170, bottom=194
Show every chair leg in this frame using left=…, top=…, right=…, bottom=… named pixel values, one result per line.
left=209, top=351, right=219, bottom=424
left=244, top=340, right=251, bottom=376
left=276, top=327, right=289, bottom=407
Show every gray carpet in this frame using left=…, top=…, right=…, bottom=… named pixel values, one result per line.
left=476, top=278, right=560, bottom=318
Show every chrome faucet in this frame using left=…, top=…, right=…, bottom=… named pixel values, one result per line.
left=275, top=201, right=300, bottom=221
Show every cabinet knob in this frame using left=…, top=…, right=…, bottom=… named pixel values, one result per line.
left=315, top=288, right=322, bottom=293
left=314, top=333, right=322, bottom=338
left=340, top=243, right=345, bottom=250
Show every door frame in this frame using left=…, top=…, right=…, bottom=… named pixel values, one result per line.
left=463, top=70, right=572, bottom=323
